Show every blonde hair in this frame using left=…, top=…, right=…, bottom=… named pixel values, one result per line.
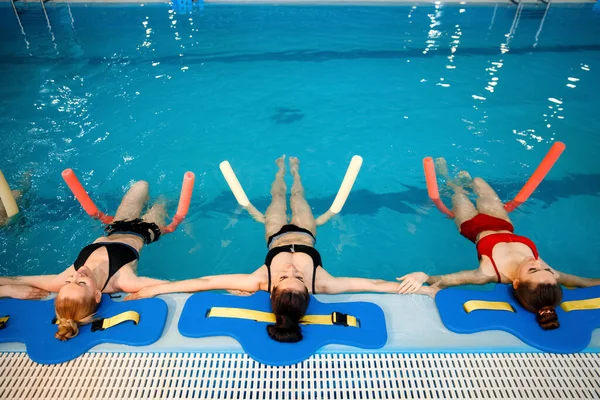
left=55, top=296, right=98, bottom=341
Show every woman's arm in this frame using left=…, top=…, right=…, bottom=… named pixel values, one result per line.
left=426, top=269, right=495, bottom=288
left=396, top=268, right=495, bottom=294
left=116, top=276, right=169, bottom=294
left=0, top=285, right=49, bottom=299
left=557, top=272, right=600, bottom=288
left=124, top=273, right=262, bottom=300
left=320, top=277, right=401, bottom=295
left=0, top=274, right=66, bottom=292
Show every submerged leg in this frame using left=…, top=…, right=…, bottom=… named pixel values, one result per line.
left=450, top=176, right=478, bottom=229
left=264, top=156, right=288, bottom=241
left=141, top=199, right=167, bottom=227
left=289, top=157, right=317, bottom=236
left=114, top=181, right=149, bottom=221
left=473, top=177, right=511, bottom=223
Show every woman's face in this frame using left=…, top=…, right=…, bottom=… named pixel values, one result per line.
left=272, top=263, right=307, bottom=292
left=57, top=266, right=101, bottom=303
left=513, top=257, right=558, bottom=288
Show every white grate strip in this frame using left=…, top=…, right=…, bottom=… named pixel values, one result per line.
left=1, top=352, right=600, bottom=399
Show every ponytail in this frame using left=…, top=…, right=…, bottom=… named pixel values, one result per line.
left=267, top=314, right=303, bottom=343
left=514, top=283, right=562, bottom=330
left=537, top=306, right=560, bottom=330
left=55, top=296, right=97, bottom=341
left=267, top=287, right=309, bottom=343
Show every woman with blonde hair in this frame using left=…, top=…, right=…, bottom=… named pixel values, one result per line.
left=0, top=180, right=167, bottom=340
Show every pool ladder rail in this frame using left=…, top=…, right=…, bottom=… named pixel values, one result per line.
left=10, top=0, right=76, bottom=54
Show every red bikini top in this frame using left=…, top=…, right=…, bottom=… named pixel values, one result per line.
left=476, top=233, right=539, bottom=283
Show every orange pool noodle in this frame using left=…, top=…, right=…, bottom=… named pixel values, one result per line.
left=504, top=142, right=565, bottom=212
left=162, top=172, right=195, bottom=234
left=423, top=157, right=455, bottom=218
left=62, top=169, right=114, bottom=224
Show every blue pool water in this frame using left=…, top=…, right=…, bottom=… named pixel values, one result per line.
left=1, top=3, right=599, bottom=286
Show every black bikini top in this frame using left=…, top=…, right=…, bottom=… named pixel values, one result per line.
left=73, top=242, right=139, bottom=291
left=265, top=244, right=322, bottom=294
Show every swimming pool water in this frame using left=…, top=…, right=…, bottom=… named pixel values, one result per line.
left=1, top=3, right=599, bottom=285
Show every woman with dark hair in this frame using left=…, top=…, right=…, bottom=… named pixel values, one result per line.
left=398, top=159, right=600, bottom=330
left=126, top=156, right=402, bottom=342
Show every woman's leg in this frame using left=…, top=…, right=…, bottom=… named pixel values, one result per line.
left=114, top=181, right=149, bottom=221
left=472, top=177, right=512, bottom=223
left=264, top=156, right=288, bottom=241
left=449, top=172, right=479, bottom=229
left=436, top=157, right=473, bottom=189
left=434, top=158, right=478, bottom=228
left=139, top=200, right=167, bottom=246
left=141, top=198, right=167, bottom=227
left=289, top=157, right=317, bottom=236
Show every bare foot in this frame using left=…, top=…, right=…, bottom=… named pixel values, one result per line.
left=434, top=157, right=450, bottom=180
left=21, top=170, right=33, bottom=192
left=275, top=155, right=286, bottom=175
left=289, top=156, right=300, bottom=175
left=435, top=158, right=462, bottom=193
left=455, top=170, right=473, bottom=187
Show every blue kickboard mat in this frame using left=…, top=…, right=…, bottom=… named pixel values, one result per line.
left=179, top=292, right=387, bottom=366
left=436, top=284, right=600, bottom=353
left=0, top=295, right=168, bottom=364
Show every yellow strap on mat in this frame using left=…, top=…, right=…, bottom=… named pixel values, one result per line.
left=0, top=316, right=9, bottom=330
left=207, top=307, right=360, bottom=328
left=463, top=300, right=515, bottom=313
left=91, top=311, right=140, bottom=332
left=560, top=297, right=600, bottom=312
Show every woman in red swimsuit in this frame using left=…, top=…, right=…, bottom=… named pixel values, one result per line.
left=398, top=159, right=600, bottom=330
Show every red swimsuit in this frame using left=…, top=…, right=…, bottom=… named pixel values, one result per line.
left=460, top=214, right=540, bottom=283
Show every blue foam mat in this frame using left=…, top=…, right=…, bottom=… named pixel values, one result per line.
left=0, top=295, right=168, bottom=364
left=179, top=292, right=387, bottom=366
left=436, top=284, right=600, bottom=353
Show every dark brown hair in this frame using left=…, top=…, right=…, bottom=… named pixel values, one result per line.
left=267, top=286, right=310, bottom=343
left=514, top=283, right=562, bottom=330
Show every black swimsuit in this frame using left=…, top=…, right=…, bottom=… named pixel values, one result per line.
left=265, top=224, right=322, bottom=294
left=73, top=242, right=139, bottom=291
left=73, top=219, right=160, bottom=291
left=104, top=218, right=161, bottom=245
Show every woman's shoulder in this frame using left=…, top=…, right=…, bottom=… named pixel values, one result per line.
left=250, top=265, right=269, bottom=291
left=476, top=258, right=504, bottom=282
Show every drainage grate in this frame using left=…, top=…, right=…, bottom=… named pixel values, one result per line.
left=1, top=352, right=600, bottom=399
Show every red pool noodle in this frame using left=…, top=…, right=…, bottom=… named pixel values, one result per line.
left=504, top=141, right=566, bottom=212
left=162, top=172, right=195, bottom=234
left=62, top=169, right=114, bottom=224
left=423, top=157, right=455, bottom=218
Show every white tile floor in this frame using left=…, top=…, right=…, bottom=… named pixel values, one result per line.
left=2, top=352, right=600, bottom=399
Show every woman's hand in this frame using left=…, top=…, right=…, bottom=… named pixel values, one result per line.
left=0, top=285, right=49, bottom=300
left=124, top=286, right=159, bottom=301
left=396, top=272, right=429, bottom=294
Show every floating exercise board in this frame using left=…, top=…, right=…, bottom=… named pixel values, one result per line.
left=0, top=295, right=168, bottom=364
left=436, top=284, right=600, bottom=353
left=179, top=291, right=387, bottom=366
